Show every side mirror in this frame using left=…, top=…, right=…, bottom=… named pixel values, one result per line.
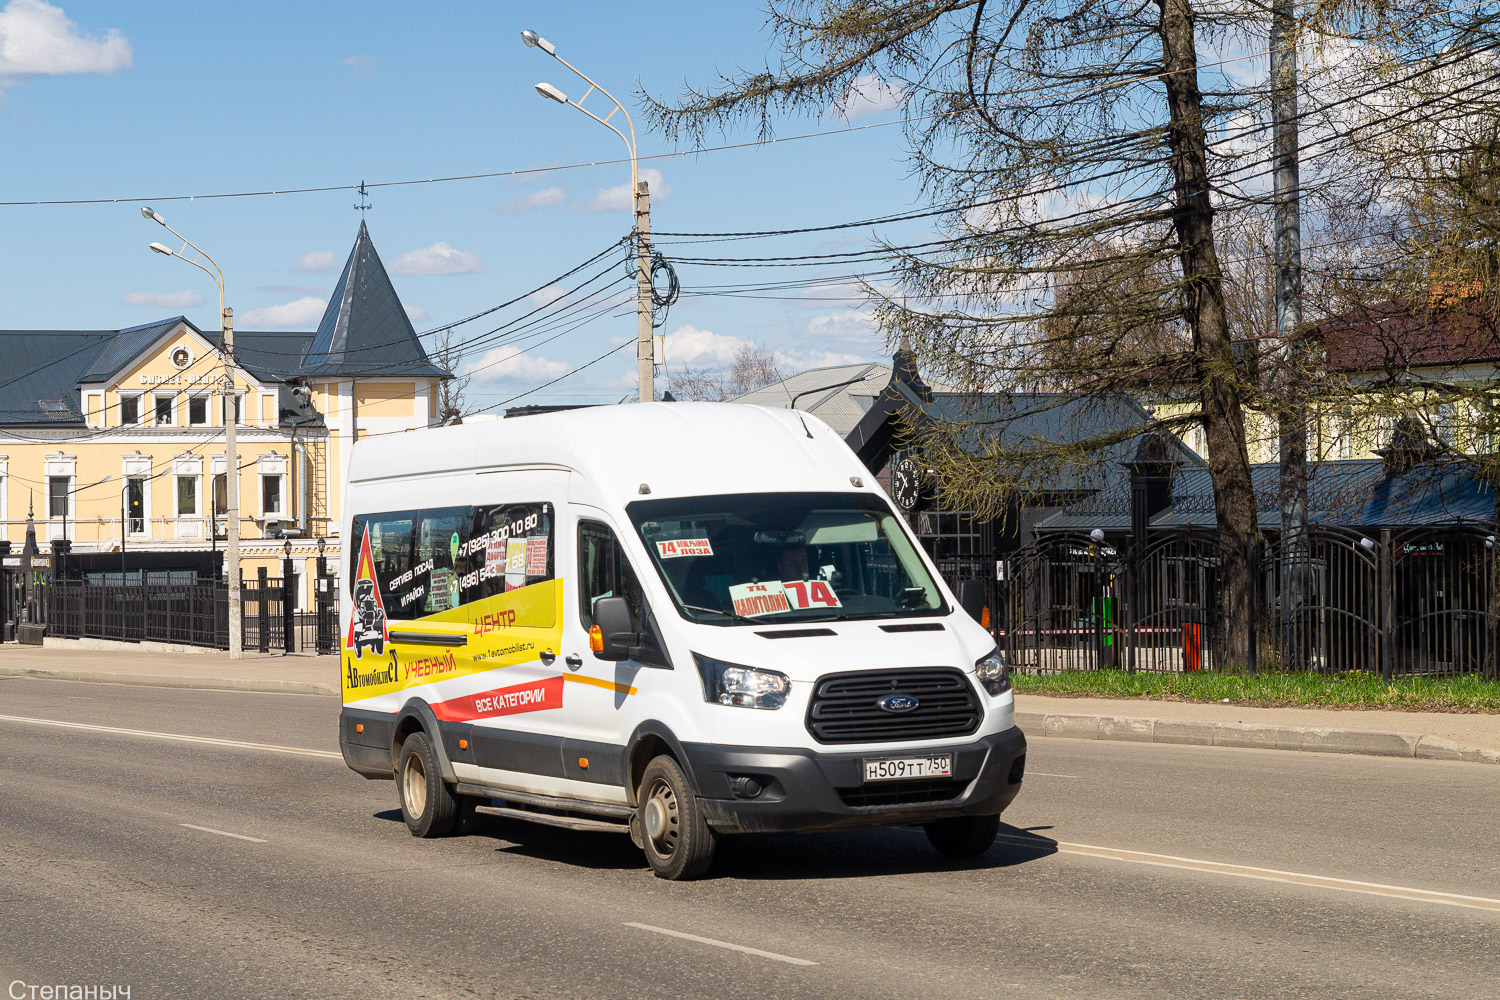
left=956, top=579, right=986, bottom=624
left=591, top=596, right=638, bottom=661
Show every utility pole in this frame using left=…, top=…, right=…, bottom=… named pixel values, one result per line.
left=1273, top=0, right=1309, bottom=669
left=223, top=305, right=242, bottom=659
left=636, top=180, right=654, bottom=402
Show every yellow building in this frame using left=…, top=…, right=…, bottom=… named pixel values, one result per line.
left=1146, top=303, right=1500, bottom=467
left=0, top=222, right=448, bottom=611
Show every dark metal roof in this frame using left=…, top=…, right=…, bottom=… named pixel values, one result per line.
left=79, top=317, right=185, bottom=382
left=300, top=221, right=448, bottom=378
left=0, top=330, right=115, bottom=426
left=846, top=353, right=1202, bottom=497
left=1040, top=457, right=1497, bottom=531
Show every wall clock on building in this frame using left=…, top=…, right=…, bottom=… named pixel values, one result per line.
left=892, top=457, right=925, bottom=512
left=171, top=346, right=193, bottom=370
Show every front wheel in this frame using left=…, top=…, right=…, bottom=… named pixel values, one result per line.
left=637, top=755, right=716, bottom=880
left=924, top=814, right=1000, bottom=858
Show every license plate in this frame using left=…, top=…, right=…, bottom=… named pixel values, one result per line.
left=863, top=754, right=953, bottom=782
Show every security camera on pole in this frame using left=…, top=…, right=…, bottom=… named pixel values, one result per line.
left=143, top=207, right=243, bottom=658
left=522, top=28, right=655, bottom=402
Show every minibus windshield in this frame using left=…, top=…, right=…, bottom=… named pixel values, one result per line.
left=628, top=492, right=947, bottom=625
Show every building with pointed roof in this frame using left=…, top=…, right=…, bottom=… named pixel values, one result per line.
left=0, top=223, right=449, bottom=616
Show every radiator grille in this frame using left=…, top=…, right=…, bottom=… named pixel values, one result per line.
left=805, top=667, right=981, bottom=744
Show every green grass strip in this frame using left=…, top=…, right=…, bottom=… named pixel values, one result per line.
left=1012, top=669, right=1500, bottom=712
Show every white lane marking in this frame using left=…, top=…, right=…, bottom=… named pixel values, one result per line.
left=1025, top=771, right=1079, bottom=778
left=625, top=922, right=817, bottom=966
left=180, top=823, right=267, bottom=843
left=0, top=714, right=342, bottom=760
left=997, top=835, right=1500, bottom=912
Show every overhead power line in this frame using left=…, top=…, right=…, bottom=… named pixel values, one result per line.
left=0, top=0, right=1486, bottom=210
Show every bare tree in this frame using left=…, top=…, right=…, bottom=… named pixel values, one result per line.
left=662, top=342, right=788, bottom=401
left=428, top=327, right=471, bottom=421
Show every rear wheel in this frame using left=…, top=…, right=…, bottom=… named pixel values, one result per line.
left=924, top=814, right=1000, bottom=858
left=397, top=731, right=458, bottom=838
left=637, top=755, right=716, bottom=880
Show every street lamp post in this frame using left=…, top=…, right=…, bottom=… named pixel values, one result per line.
left=143, top=207, right=242, bottom=658
left=522, top=29, right=654, bottom=402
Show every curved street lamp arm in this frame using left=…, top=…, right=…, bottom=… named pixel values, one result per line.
left=550, top=52, right=638, bottom=193
left=155, top=220, right=226, bottom=307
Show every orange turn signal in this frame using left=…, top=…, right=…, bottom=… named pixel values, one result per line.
left=355, top=723, right=364, bottom=733
left=578, top=757, right=589, bottom=769
left=459, top=739, right=469, bottom=750
left=589, top=624, right=604, bottom=653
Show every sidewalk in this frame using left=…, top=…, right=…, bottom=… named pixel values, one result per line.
left=0, top=641, right=339, bottom=695
left=3, top=641, right=1495, bottom=763
left=1015, top=693, right=1500, bottom=763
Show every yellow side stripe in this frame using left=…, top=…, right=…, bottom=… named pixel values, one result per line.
left=562, top=674, right=638, bottom=696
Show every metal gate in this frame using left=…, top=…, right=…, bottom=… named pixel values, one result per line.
left=243, top=567, right=338, bottom=654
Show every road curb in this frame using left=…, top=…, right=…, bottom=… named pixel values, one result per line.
left=1014, top=710, right=1500, bottom=764
left=0, top=666, right=338, bottom=697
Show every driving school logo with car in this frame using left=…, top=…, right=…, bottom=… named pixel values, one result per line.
left=341, top=525, right=565, bottom=708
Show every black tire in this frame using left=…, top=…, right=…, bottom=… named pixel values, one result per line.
left=924, top=814, right=1000, bottom=858
left=396, top=731, right=458, bottom=838
left=637, top=755, right=716, bottom=880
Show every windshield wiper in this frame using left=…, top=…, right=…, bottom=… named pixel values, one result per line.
left=678, top=603, right=758, bottom=624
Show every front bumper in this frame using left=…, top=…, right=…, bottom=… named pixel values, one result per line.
left=682, top=725, right=1027, bottom=834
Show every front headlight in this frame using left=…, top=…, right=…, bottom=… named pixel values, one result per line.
left=692, top=653, right=790, bottom=710
left=976, top=649, right=1011, bottom=696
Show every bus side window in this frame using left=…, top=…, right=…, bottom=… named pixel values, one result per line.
left=578, top=520, right=643, bottom=632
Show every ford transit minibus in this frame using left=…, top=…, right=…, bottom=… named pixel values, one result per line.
left=338, top=402, right=1026, bottom=879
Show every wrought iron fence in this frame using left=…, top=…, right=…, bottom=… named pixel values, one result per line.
left=993, top=526, right=1500, bottom=679
left=242, top=570, right=337, bottom=654
left=47, top=579, right=228, bottom=648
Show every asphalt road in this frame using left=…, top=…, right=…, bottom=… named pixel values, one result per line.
left=0, top=675, right=1495, bottom=1000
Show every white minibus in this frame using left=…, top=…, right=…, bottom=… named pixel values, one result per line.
left=339, top=402, right=1026, bottom=879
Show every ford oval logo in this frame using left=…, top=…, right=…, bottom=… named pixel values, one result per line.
left=878, top=694, right=919, bottom=713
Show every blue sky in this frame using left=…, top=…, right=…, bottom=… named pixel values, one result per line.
left=0, top=1, right=932, bottom=407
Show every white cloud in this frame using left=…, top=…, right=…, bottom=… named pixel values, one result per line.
left=661, top=324, right=747, bottom=367
left=240, top=297, right=326, bottom=329
left=495, top=186, right=567, bottom=214
left=805, top=308, right=881, bottom=346
left=294, top=251, right=338, bottom=273
left=120, top=289, right=203, bottom=309
left=585, top=168, right=669, bottom=212
left=341, top=54, right=379, bottom=79
left=827, top=73, right=905, bottom=122
left=0, top=0, right=131, bottom=77
left=528, top=285, right=567, bottom=308
left=404, top=304, right=429, bottom=324
left=388, top=241, right=485, bottom=276
left=465, top=345, right=568, bottom=383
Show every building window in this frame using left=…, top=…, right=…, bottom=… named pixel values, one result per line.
left=126, top=477, right=146, bottom=534
left=233, top=395, right=244, bottom=425
left=188, top=396, right=208, bottom=426
left=213, top=473, right=227, bottom=515
left=154, top=393, right=174, bottom=427
left=48, top=476, right=70, bottom=518
left=177, top=475, right=198, bottom=516
left=120, top=395, right=140, bottom=425
left=262, top=474, right=283, bottom=516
